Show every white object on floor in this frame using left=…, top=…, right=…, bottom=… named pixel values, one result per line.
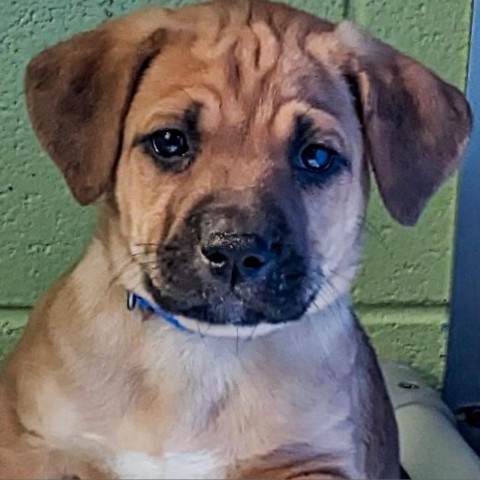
left=381, top=361, right=480, bottom=480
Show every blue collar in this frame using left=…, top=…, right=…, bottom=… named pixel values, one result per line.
left=126, top=291, right=190, bottom=332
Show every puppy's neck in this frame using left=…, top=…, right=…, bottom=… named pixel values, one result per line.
left=45, top=219, right=362, bottom=444
left=70, top=210, right=359, bottom=359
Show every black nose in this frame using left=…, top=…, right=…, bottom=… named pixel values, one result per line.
left=201, top=233, right=277, bottom=283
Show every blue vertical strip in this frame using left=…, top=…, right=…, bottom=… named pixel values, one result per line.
left=443, top=0, right=480, bottom=448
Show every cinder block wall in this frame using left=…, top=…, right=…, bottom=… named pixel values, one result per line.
left=0, top=0, right=471, bottom=386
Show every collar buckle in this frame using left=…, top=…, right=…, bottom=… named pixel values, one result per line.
left=126, top=291, right=138, bottom=311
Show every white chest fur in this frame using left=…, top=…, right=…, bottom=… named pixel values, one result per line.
left=113, top=450, right=225, bottom=479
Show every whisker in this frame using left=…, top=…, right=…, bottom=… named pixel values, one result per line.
left=248, top=324, right=258, bottom=342
left=131, top=250, right=156, bottom=256
left=203, top=323, right=212, bottom=338
left=107, top=258, right=135, bottom=291
left=235, top=327, right=240, bottom=356
left=196, top=320, right=203, bottom=338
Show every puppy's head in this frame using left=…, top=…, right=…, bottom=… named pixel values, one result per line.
left=25, top=0, right=471, bottom=331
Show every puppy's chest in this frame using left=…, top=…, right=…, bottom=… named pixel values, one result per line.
left=112, top=403, right=357, bottom=479
left=112, top=371, right=357, bottom=477
left=109, top=328, right=361, bottom=476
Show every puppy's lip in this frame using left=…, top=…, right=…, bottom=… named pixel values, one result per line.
left=169, top=316, right=289, bottom=339
left=139, top=282, right=291, bottom=338
left=143, top=272, right=311, bottom=331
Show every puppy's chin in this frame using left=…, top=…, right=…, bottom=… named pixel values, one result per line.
left=143, top=279, right=311, bottom=338
left=147, top=299, right=302, bottom=339
left=168, top=315, right=289, bottom=339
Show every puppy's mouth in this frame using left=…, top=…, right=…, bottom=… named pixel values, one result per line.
left=143, top=271, right=314, bottom=329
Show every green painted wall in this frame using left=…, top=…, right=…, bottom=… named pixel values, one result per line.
left=0, top=0, right=472, bottom=386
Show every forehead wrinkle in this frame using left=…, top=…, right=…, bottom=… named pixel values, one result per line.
left=182, top=84, right=226, bottom=130
left=188, top=0, right=251, bottom=60
left=221, top=17, right=281, bottom=106
left=136, top=84, right=226, bottom=134
left=270, top=100, right=346, bottom=144
left=250, top=21, right=280, bottom=75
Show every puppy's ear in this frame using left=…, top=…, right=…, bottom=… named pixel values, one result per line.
left=25, top=9, right=170, bottom=205
left=334, top=22, right=472, bottom=225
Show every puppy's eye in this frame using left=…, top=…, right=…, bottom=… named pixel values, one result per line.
left=147, top=129, right=190, bottom=160
left=296, top=144, right=339, bottom=173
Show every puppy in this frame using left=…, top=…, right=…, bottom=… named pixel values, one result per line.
left=0, top=0, right=471, bottom=478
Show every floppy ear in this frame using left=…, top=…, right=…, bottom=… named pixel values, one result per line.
left=334, top=22, right=472, bottom=225
left=25, top=8, right=171, bottom=205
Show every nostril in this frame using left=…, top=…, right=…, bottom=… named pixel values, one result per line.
left=270, top=240, right=282, bottom=255
left=202, top=249, right=228, bottom=267
left=242, top=254, right=266, bottom=271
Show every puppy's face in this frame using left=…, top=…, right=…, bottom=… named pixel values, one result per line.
left=116, top=13, right=364, bottom=326
left=25, top=1, right=471, bottom=330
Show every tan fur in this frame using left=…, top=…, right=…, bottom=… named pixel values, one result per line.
left=0, top=0, right=471, bottom=478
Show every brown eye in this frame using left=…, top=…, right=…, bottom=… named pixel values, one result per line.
left=147, top=129, right=190, bottom=160
left=297, top=144, right=338, bottom=172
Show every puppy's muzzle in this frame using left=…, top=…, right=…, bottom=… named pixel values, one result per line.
left=148, top=192, right=312, bottom=326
